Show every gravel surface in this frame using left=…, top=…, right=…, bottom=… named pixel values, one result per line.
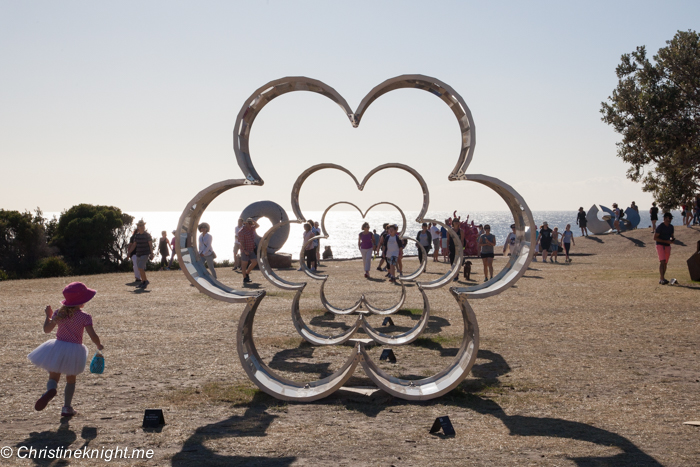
left=1, top=225, right=699, bottom=465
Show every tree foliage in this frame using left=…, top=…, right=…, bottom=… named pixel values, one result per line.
left=0, top=209, right=54, bottom=278
left=50, top=204, right=134, bottom=267
left=601, top=30, right=700, bottom=209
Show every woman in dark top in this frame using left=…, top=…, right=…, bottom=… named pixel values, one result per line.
left=576, top=207, right=588, bottom=237
left=448, top=219, right=463, bottom=281
left=538, top=222, right=553, bottom=263
left=650, top=202, right=659, bottom=231
left=158, top=231, right=170, bottom=270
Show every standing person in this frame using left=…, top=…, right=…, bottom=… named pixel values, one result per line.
left=448, top=219, right=463, bottom=281
left=576, top=207, right=588, bottom=237
left=681, top=201, right=688, bottom=227
left=233, top=218, right=244, bottom=271
left=550, top=227, right=561, bottom=263
left=128, top=227, right=141, bottom=283
left=561, top=224, right=575, bottom=263
left=376, top=223, right=389, bottom=272
left=416, top=223, right=432, bottom=266
left=478, top=224, right=496, bottom=282
left=158, top=231, right=170, bottom=271
left=198, top=223, right=217, bottom=279
left=302, top=223, right=316, bottom=271
left=384, top=224, right=403, bottom=283
left=503, top=224, right=517, bottom=256
left=314, top=221, right=322, bottom=266
left=532, top=227, right=540, bottom=262
left=168, top=230, right=177, bottom=269
left=238, top=218, right=259, bottom=284
left=631, top=201, right=639, bottom=214
left=538, top=222, right=553, bottom=263
left=28, top=282, right=104, bottom=417
left=693, top=194, right=700, bottom=226
left=127, top=220, right=153, bottom=289
left=612, top=203, right=621, bottom=234
left=429, top=222, right=441, bottom=262
left=650, top=202, right=659, bottom=231
left=307, top=220, right=319, bottom=272
left=358, top=222, right=375, bottom=279
left=441, top=221, right=449, bottom=262
left=654, top=212, right=675, bottom=285
left=372, top=229, right=380, bottom=255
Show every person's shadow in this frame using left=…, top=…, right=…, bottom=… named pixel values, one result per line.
left=16, top=422, right=100, bottom=467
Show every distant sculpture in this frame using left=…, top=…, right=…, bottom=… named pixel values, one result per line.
left=586, top=204, right=640, bottom=234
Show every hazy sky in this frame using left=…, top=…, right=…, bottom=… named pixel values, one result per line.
left=2, top=1, right=698, bottom=214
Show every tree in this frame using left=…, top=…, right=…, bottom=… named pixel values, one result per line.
left=0, top=209, right=54, bottom=278
left=50, top=204, right=133, bottom=267
left=601, top=30, right=700, bottom=210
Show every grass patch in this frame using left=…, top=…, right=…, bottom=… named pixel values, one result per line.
left=397, top=308, right=424, bottom=317
left=413, top=335, right=462, bottom=350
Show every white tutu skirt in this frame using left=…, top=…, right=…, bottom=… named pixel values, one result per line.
left=28, top=339, right=88, bottom=375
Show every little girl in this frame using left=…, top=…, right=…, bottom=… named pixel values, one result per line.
left=28, top=282, right=104, bottom=417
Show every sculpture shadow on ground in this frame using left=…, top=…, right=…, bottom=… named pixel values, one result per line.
left=584, top=236, right=604, bottom=244
left=171, top=392, right=296, bottom=466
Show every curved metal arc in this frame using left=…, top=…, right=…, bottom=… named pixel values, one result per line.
left=238, top=293, right=362, bottom=401
left=361, top=283, right=407, bottom=315
left=176, top=179, right=263, bottom=303
left=359, top=163, right=430, bottom=221
left=399, top=237, right=427, bottom=281
left=299, top=234, right=329, bottom=280
left=319, top=200, right=408, bottom=238
left=257, top=219, right=307, bottom=291
left=235, top=75, right=474, bottom=186
left=320, top=280, right=364, bottom=315
left=234, top=78, right=354, bottom=184
left=290, top=290, right=362, bottom=345
left=359, top=288, right=479, bottom=401
left=449, top=174, right=536, bottom=299
left=291, top=164, right=361, bottom=222
left=586, top=204, right=612, bottom=235
left=354, top=75, right=475, bottom=179
left=415, top=219, right=463, bottom=290
left=361, top=285, right=430, bottom=345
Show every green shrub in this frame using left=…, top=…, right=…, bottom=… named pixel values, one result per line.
left=35, top=256, right=70, bottom=278
left=72, top=257, right=110, bottom=276
left=0, top=269, right=10, bottom=281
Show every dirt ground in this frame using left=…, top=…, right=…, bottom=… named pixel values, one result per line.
left=1, top=225, right=699, bottom=466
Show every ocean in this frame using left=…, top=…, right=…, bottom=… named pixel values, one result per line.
left=57, top=209, right=659, bottom=261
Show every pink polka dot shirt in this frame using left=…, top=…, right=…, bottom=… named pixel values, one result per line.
left=52, top=309, right=93, bottom=344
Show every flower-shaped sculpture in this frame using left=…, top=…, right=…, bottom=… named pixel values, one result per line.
left=175, top=75, right=537, bottom=401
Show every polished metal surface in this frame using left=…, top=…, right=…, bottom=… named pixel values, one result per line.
left=240, top=200, right=290, bottom=254
left=180, top=75, right=534, bottom=402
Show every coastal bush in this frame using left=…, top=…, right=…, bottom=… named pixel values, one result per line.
left=0, top=209, right=54, bottom=278
left=50, top=204, right=134, bottom=267
left=35, top=256, right=70, bottom=278
left=0, top=270, right=9, bottom=281
left=72, top=256, right=110, bottom=276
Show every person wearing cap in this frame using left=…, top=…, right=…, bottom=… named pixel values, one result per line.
left=503, top=224, right=517, bottom=256
left=237, top=218, right=259, bottom=283
left=28, top=282, right=104, bottom=417
left=198, top=222, right=217, bottom=279
left=654, top=212, right=675, bottom=285
left=538, top=222, right=553, bottom=263
left=576, top=207, right=588, bottom=237
left=168, top=230, right=177, bottom=269
left=127, top=220, right=154, bottom=289
left=158, top=230, right=171, bottom=271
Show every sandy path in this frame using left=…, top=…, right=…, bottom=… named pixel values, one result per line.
left=0, top=225, right=699, bottom=465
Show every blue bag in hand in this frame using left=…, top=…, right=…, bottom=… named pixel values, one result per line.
left=90, top=351, right=105, bottom=374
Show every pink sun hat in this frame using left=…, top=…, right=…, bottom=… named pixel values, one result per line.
left=61, top=282, right=97, bottom=307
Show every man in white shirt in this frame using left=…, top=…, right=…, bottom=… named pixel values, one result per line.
left=503, top=224, right=517, bottom=256
left=429, top=222, right=441, bottom=262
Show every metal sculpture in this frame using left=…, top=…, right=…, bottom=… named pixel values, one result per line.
left=176, top=75, right=536, bottom=401
left=586, top=204, right=640, bottom=234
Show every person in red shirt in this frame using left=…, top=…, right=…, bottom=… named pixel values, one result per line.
left=237, top=218, right=259, bottom=283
